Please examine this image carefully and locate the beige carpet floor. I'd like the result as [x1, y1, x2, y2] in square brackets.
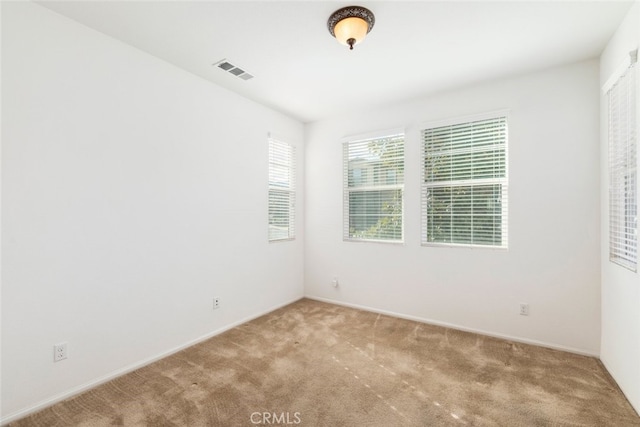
[10, 298, 640, 426]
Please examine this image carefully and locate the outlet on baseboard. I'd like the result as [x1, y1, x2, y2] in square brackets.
[54, 342, 68, 362]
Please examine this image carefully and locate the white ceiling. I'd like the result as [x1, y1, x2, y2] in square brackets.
[38, 1, 633, 123]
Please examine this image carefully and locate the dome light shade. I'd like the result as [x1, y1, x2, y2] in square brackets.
[333, 17, 369, 48]
[328, 6, 375, 50]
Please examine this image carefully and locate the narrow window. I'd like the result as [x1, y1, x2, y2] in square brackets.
[608, 52, 637, 271]
[343, 133, 404, 242]
[268, 139, 295, 242]
[422, 114, 508, 248]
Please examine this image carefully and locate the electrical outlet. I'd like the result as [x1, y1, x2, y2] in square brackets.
[331, 277, 339, 288]
[213, 297, 220, 309]
[54, 342, 68, 362]
[519, 303, 529, 316]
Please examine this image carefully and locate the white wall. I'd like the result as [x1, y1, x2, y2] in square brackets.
[599, 1, 640, 414]
[1, 2, 304, 421]
[305, 60, 601, 356]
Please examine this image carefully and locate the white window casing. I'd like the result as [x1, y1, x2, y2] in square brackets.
[268, 138, 296, 242]
[421, 112, 508, 248]
[608, 50, 638, 271]
[343, 132, 405, 243]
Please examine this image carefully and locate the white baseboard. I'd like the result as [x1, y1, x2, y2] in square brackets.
[0, 296, 303, 426]
[304, 295, 599, 358]
[600, 356, 640, 417]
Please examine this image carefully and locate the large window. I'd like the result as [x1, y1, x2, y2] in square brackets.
[268, 138, 295, 242]
[608, 55, 637, 271]
[343, 132, 404, 242]
[422, 114, 508, 248]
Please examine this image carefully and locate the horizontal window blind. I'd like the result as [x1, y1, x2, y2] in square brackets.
[269, 139, 295, 242]
[344, 133, 404, 242]
[422, 115, 508, 248]
[608, 56, 637, 271]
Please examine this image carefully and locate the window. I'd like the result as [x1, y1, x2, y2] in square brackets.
[343, 132, 404, 242]
[422, 114, 508, 248]
[268, 138, 295, 241]
[608, 55, 637, 271]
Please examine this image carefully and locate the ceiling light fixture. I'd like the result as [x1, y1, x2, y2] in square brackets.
[327, 6, 375, 51]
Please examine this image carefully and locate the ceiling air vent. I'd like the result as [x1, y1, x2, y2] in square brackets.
[213, 59, 254, 81]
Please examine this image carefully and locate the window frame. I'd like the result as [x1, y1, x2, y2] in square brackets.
[343, 130, 405, 244]
[268, 137, 296, 243]
[607, 54, 638, 272]
[420, 111, 509, 249]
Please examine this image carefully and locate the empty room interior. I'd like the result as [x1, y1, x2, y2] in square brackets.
[2, 0, 640, 425]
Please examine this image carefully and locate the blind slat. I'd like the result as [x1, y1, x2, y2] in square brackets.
[344, 134, 404, 242]
[421, 115, 508, 248]
[269, 139, 296, 242]
[608, 61, 637, 271]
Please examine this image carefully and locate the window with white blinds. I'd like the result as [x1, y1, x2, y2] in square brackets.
[421, 114, 508, 248]
[268, 139, 295, 242]
[608, 57, 637, 271]
[343, 133, 404, 242]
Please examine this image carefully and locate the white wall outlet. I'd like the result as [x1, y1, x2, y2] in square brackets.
[331, 277, 339, 288]
[213, 297, 220, 309]
[54, 342, 67, 362]
[519, 303, 529, 316]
